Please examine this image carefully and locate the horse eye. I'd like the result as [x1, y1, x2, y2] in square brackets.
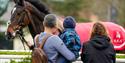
[17, 13, 20, 15]
[7, 22, 11, 25]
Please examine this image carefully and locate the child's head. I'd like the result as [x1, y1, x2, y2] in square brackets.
[63, 16, 76, 28]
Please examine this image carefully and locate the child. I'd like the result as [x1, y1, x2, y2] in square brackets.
[59, 16, 81, 63]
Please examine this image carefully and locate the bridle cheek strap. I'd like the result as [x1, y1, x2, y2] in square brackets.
[25, 9, 37, 33]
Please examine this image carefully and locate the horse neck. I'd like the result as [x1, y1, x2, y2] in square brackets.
[28, 23, 36, 38]
[27, 14, 44, 38]
[26, 0, 51, 14]
[27, 1, 46, 22]
[26, 2, 47, 38]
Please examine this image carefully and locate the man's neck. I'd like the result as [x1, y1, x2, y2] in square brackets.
[44, 28, 53, 34]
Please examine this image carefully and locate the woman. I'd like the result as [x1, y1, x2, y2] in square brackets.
[81, 22, 116, 63]
[33, 14, 76, 63]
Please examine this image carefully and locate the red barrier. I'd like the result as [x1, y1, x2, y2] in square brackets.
[75, 22, 125, 51]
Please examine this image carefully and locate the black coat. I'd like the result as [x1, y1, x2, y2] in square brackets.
[81, 35, 116, 63]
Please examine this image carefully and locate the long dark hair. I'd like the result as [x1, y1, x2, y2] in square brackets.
[90, 22, 108, 39]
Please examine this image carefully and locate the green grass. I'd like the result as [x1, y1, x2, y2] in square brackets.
[116, 55, 125, 58]
[0, 51, 31, 63]
[0, 51, 124, 59]
[0, 51, 31, 55]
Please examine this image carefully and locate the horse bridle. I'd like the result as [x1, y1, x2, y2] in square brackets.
[9, 1, 41, 49]
[10, 3, 35, 49]
[11, 11, 28, 49]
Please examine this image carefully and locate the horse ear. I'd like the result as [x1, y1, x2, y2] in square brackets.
[14, 0, 24, 6]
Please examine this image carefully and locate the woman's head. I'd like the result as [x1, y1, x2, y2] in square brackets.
[90, 22, 108, 39]
[55, 18, 64, 35]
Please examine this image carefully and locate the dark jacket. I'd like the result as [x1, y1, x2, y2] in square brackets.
[81, 35, 116, 63]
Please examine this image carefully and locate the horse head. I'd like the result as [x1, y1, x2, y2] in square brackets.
[6, 0, 45, 40]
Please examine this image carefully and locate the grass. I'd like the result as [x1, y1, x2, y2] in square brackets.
[116, 55, 125, 58]
[0, 51, 31, 55]
[0, 51, 124, 59]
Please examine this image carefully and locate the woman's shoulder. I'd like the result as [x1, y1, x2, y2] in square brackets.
[83, 41, 90, 45]
[82, 41, 93, 48]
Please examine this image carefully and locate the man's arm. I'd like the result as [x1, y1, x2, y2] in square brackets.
[51, 35, 76, 61]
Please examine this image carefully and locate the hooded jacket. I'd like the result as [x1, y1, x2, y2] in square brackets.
[81, 35, 116, 63]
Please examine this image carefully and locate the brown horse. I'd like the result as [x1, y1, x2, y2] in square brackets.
[5, 0, 50, 40]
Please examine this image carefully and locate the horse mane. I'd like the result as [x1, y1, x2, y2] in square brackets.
[24, 1, 45, 38]
[25, 0, 51, 14]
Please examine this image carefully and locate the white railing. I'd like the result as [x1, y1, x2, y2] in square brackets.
[0, 50, 31, 63]
[0, 55, 30, 63]
[0, 50, 125, 63]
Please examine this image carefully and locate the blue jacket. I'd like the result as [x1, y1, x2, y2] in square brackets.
[60, 28, 81, 58]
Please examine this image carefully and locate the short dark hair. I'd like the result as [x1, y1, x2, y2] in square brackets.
[43, 14, 57, 28]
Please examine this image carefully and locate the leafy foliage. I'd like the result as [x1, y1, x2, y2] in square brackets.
[42, 0, 125, 26]
[43, 0, 86, 22]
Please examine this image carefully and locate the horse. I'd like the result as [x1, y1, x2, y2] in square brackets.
[5, 0, 50, 40]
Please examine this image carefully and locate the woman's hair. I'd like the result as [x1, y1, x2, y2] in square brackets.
[56, 17, 64, 33]
[90, 22, 108, 39]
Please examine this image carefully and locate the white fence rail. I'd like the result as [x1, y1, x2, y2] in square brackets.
[0, 50, 125, 63]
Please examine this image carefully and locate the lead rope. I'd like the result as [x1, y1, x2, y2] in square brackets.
[16, 29, 27, 50]
[19, 35, 27, 50]
[18, 34, 31, 62]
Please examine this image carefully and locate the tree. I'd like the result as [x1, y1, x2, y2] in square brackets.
[0, 0, 9, 17]
[42, 0, 125, 25]
[42, 0, 88, 22]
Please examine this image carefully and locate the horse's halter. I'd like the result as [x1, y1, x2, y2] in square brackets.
[6, 2, 31, 39]
[11, 10, 26, 30]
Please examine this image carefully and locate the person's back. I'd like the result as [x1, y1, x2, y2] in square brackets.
[38, 32, 74, 63]
[81, 22, 116, 63]
[81, 35, 115, 63]
[60, 16, 81, 63]
[37, 14, 76, 63]
[60, 28, 81, 58]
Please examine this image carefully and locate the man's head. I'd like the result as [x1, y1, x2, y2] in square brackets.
[43, 14, 57, 28]
[43, 14, 63, 34]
